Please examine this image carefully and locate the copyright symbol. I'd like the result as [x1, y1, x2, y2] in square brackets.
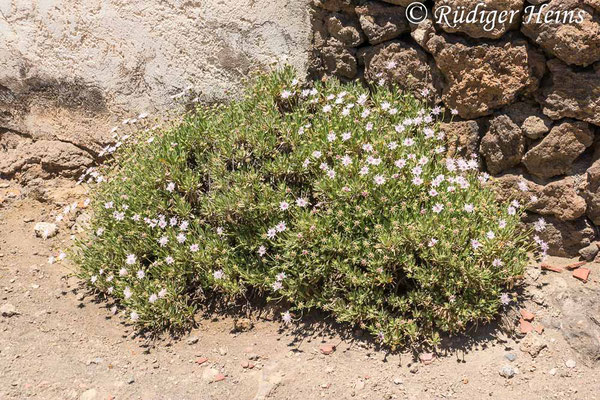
[406, 2, 428, 24]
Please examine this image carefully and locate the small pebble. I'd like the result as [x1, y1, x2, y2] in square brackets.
[499, 365, 516, 379]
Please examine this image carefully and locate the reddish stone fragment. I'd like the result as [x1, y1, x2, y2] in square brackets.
[520, 309, 535, 322]
[195, 357, 208, 365]
[573, 268, 590, 282]
[320, 344, 336, 355]
[565, 261, 587, 270]
[520, 318, 534, 334]
[534, 324, 544, 334]
[213, 373, 226, 382]
[541, 263, 562, 273]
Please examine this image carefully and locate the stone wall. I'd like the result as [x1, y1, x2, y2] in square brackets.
[0, 0, 311, 182]
[311, 0, 600, 257]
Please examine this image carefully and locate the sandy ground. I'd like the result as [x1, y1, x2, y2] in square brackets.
[1, 179, 599, 400]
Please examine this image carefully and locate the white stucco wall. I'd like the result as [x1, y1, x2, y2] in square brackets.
[0, 0, 312, 157]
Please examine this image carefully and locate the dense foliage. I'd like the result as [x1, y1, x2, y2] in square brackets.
[75, 69, 531, 348]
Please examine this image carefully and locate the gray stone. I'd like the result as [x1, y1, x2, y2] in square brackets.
[579, 242, 599, 261]
[524, 214, 596, 257]
[355, 1, 409, 45]
[0, 303, 19, 317]
[480, 115, 526, 175]
[34, 222, 58, 239]
[415, 31, 546, 118]
[362, 40, 443, 103]
[441, 120, 481, 160]
[434, 0, 524, 39]
[522, 121, 594, 179]
[80, 389, 97, 400]
[538, 59, 600, 126]
[499, 365, 516, 378]
[326, 13, 365, 47]
[522, 0, 600, 66]
[321, 39, 358, 79]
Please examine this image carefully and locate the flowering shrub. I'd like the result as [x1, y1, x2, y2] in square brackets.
[75, 68, 531, 348]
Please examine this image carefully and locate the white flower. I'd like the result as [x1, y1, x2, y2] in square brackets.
[166, 182, 175, 192]
[395, 124, 405, 133]
[451, 109, 459, 115]
[104, 201, 114, 209]
[403, 138, 415, 147]
[359, 166, 370, 176]
[217, 227, 224, 236]
[124, 287, 132, 299]
[365, 122, 373, 131]
[432, 203, 444, 213]
[137, 270, 145, 279]
[158, 288, 168, 298]
[507, 206, 516, 216]
[374, 175, 386, 186]
[267, 228, 277, 239]
[322, 105, 332, 113]
[58, 252, 67, 260]
[534, 217, 547, 232]
[500, 293, 511, 305]
[165, 256, 174, 265]
[276, 221, 287, 232]
[471, 239, 481, 249]
[119, 268, 128, 277]
[312, 150, 322, 159]
[48, 256, 55, 264]
[327, 132, 336, 142]
[412, 177, 423, 186]
[90, 275, 98, 284]
[280, 90, 292, 99]
[272, 281, 283, 291]
[213, 269, 224, 280]
[327, 169, 336, 179]
[341, 132, 351, 141]
[518, 181, 528, 191]
[282, 311, 292, 324]
[130, 311, 139, 321]
[486, 231, 495, 239]
[276, 272, 286, 281]
[394, 159, 406, 168]
[367, 156, 381, 166]
[296, 198, 308, 207]
[258, 245, 267, 257]
[280, 201, 290, 211]
[190, 243, 199, 252]
[388, 141, 398, 150]
[429, 189, 438, 197]
[149, 294, 158, 303]
[96, 227, 104, 236]
[492, 259, 504, 267]
[357, 94, 368, 105]
[177, 233, 186, 243]
[362, 143, 374, 152]
[499, 219, 507, 229]
[428, 238, 438, 247]
[464, 204, 474, 213]
[341, 155, 352, 167]
[158, 236, 169, 246]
